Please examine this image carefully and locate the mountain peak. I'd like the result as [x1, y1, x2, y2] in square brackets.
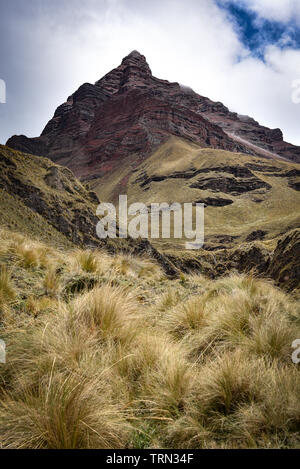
[122, 50, 146, 61]
[121, 50, 152, 75]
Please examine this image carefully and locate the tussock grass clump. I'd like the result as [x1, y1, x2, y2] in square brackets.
[243, 313, 297, 362]
[116, 333, 194, 415]
[195, 351, 264, 416]
[7, 237, 55, 271]
[0, 372, 130, 449]
[161, 296, 207, 338]
[158, 288, 181, 312]
[111, 254, 163, 280]
[163, 353, 300, 449]
[76, 249, 99, 273]
[15, 243, 40, 268]
[43, 268, 61, 297]
[72, 284, 138, 343]
[138, 260, 163, 279]
[24, 296, 58, 317]
[141, 345, 195, 419]
[0, 266, 16, 307]
[69, 249, 112, 276]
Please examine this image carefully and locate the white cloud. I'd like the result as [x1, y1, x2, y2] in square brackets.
[216, 45, 300, 144]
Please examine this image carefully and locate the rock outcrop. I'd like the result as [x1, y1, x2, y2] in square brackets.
[268, 229, 300, 290]
[7, 51, 300, 182]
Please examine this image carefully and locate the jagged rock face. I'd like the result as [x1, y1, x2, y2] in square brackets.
[7, 51, 300, 180]
[191, 102, 300, 163]
[268, 229, 300, 290]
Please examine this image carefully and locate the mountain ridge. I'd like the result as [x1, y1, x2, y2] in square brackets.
[6, 50, 300, 178]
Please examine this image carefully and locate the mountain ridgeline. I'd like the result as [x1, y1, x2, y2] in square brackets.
[7, 50, 300, 173]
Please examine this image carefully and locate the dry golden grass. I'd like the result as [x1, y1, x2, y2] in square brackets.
[43, 268, 61, 297]
[0, 228, 299, 449]
[0, 372, 130, 449]
[0, 266, 16, 308]
[111, 253, 163, 280]
[71, 284, 138, 344]
[14, 242, 43, 269]
[160, 274, 300, 364]
[76, 249, 99, 273]
[157, 288, 182, 312]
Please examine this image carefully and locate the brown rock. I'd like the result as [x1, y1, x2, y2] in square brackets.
[268, 229, 300, 290]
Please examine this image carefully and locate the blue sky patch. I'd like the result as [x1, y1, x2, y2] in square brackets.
[217, 1, 300, 59]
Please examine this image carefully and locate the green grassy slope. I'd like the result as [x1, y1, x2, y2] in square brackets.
[0, 144, 101, 248]
[91, 137, 300, 251]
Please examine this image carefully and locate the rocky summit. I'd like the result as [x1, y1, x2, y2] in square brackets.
[7, 50, 300, 183]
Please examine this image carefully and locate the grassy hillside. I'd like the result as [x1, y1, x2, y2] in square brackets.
[0, 189, 73, 248]
[2, 142, 299, 290]
[0, 144, 103, 248]
[0, 227, 299, 449]
[90, 137, 300, 251]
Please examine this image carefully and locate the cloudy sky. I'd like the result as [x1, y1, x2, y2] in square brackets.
[0, 0, 300, 145]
